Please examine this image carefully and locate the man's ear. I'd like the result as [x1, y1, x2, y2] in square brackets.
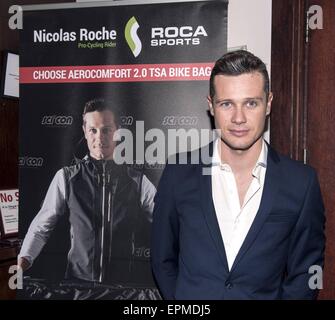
[207, 95, 214, 116]
[266, 92, 273, 116]
[82, 125, 87, 139]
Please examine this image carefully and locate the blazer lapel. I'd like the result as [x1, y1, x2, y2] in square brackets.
[230, 146, 281, 273]
[199, 142, 230, 272]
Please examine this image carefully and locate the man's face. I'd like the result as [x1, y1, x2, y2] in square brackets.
[83, 110, 118, 160]
[208, 72, 272, 152]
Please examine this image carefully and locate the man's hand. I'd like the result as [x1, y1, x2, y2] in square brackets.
[18, 257, 31, 272]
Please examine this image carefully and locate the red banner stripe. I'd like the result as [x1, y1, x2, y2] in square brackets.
[20, 63, 214, 84]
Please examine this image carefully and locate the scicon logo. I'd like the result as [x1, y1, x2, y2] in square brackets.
[42, 115, 73, 126]
[133, 247, 150, 258]
[120, 116, 134, 126]
[19, 157, 44, 167]
[162, 116, 198, 126]
[125, 16, 142, 57]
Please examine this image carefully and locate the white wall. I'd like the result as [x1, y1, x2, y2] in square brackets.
[228, 0, 272, 75]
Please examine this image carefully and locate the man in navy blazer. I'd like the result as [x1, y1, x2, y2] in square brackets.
[151, 50, 325, 300]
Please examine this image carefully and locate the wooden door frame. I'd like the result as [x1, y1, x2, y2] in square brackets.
[271, 0, 335, 299]
[270, 0, 307, 161]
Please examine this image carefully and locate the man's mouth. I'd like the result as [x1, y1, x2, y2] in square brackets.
[229, 129, 249, 137]
[94, 144, 108, 149]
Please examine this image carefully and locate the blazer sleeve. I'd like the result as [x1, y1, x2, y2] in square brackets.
[281, 169, 326, 299]
[151, 163, 179, 300]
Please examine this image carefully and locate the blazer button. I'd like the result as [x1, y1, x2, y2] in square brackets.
[225, 282, 233, 289]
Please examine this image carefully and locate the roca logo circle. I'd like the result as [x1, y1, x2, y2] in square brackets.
[41, 115, 73, 125]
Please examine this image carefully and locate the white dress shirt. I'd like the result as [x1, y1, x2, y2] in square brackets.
[211, 139, 268, 270]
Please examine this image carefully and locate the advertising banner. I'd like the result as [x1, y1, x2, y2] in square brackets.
[0, 189, 19, 237]
[19, 0, 228, 299]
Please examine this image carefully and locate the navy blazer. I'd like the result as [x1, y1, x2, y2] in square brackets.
[151, 143, 325, 300]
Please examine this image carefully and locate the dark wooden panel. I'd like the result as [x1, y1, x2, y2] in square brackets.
[0, 100, 18, 189]
[0, 1, 21, 192]
[306, 0, 335, 299]
[272, 0, 335, 299]
[270, 0, 306, 160]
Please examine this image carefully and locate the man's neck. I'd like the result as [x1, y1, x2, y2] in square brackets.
[219, 138, 263, 175]
[89, 154, 114, 162]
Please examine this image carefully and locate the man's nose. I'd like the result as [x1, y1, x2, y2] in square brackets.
[95, 130, 104, 141]
[231, 106, 247, 124]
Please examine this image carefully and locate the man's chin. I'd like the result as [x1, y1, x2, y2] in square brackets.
[91, 152, 113, 160]
[229, 143, 253, 151]
[221, 138, 260, 152]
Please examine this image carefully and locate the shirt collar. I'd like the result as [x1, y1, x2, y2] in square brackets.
[252, 140, 267, 181]
[212, 138, 268, 179]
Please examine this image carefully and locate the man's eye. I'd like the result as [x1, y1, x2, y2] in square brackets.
[89, 128, 97, 134]
[219, 102, 231, 108]
[102, 128, 112, 134]
[246, 100, 258, 108]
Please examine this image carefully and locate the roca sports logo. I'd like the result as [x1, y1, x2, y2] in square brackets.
[151, 25, 208, 47]
[125, 16, 142, 57]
